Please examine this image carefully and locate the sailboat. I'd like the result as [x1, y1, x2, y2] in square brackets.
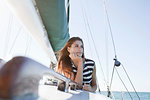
[0, 0, 114, 100]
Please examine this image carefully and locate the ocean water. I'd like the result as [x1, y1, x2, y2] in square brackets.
[101, 91, 150, 100]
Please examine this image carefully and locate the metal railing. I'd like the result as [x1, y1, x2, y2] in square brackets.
[42, 67, 77, 92]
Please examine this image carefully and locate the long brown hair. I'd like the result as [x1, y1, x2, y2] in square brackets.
[57, 37, 85, 78]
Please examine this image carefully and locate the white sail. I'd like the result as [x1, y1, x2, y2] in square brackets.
[4, 0, 57, 64]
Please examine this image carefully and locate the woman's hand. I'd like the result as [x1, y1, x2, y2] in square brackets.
[83, 84, 93, 92]
[69, 53, 83, 67]
[70, 53, 84, 85]
[83, 67, 97, 92]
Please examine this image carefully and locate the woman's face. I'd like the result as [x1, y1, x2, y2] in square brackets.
[67, 40, 84, 57]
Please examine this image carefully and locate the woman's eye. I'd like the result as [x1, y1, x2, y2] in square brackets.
[74, 44, 83, 48]
[75, 45, 78, 47]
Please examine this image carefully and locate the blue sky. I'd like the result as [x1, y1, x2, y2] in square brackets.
[0, 0, 150, 92]
[69, 0, 150, 92]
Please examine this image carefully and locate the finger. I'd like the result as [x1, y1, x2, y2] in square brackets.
[83, 86, 89, 91]
[69, 55, 72, 59]
[83, 86, 87, 90]
[69, 54, 74, 58]
[84, 84, 90, 88]
[73, 53, 77, 57]
[86, 84, 90, 87]
[84, 84, 88, 86]
[83, 84, 88, 89]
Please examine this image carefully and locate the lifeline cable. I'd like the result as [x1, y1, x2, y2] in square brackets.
[115, 67, 133, 100]
[121, 64, 141, 100]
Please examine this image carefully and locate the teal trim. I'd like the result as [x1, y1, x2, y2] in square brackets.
[35, 0, 69, 52]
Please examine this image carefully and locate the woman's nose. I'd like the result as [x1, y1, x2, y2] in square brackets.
[78, 47, 82, 51]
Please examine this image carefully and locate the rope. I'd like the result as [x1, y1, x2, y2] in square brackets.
[80, 0, 107, 85]
[115, 67, 133, 100]
[105, 29, 109, 84]
[109, 65, 115, 90]
[121, 64, 141, 100]
[103, 0, 110, 84]
[80, 0, 93, 59]
[102, 0, 117, 57]
[102, 0, 122, 98]
[102, 2, 119, 97]
[101, 0, 140, 100]
[3, 14, 13, 58]
[8, 26, 22, 54]
[25, 33, 32, 56]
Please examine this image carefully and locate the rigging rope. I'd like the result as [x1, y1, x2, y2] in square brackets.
[4, 14, 13, 58]
[80, 0, 107, 86]
[80, 0, 101, 92]
[102, 0, 117, 58]
[101, 0, 140, 99]
[8, 27, 22, 55]
[109, 65, 115, 91]
[102, 0, 118, 98]
[105, 29, 110, 85]
[25, 33, 32, 56]
[80, 2, 102, 93]
[121, 64, 141, 100]
[80, 0, 94, 59]
[115, 67, 134, 100]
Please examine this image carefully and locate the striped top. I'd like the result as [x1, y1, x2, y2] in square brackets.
[72, 58, 95, 85]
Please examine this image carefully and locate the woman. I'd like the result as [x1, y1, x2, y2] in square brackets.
[57, 37, 97, 92]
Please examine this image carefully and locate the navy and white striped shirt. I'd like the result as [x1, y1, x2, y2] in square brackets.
[72, 58, 95, 85]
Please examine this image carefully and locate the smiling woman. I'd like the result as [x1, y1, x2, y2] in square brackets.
[57, 37, 97, 92]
